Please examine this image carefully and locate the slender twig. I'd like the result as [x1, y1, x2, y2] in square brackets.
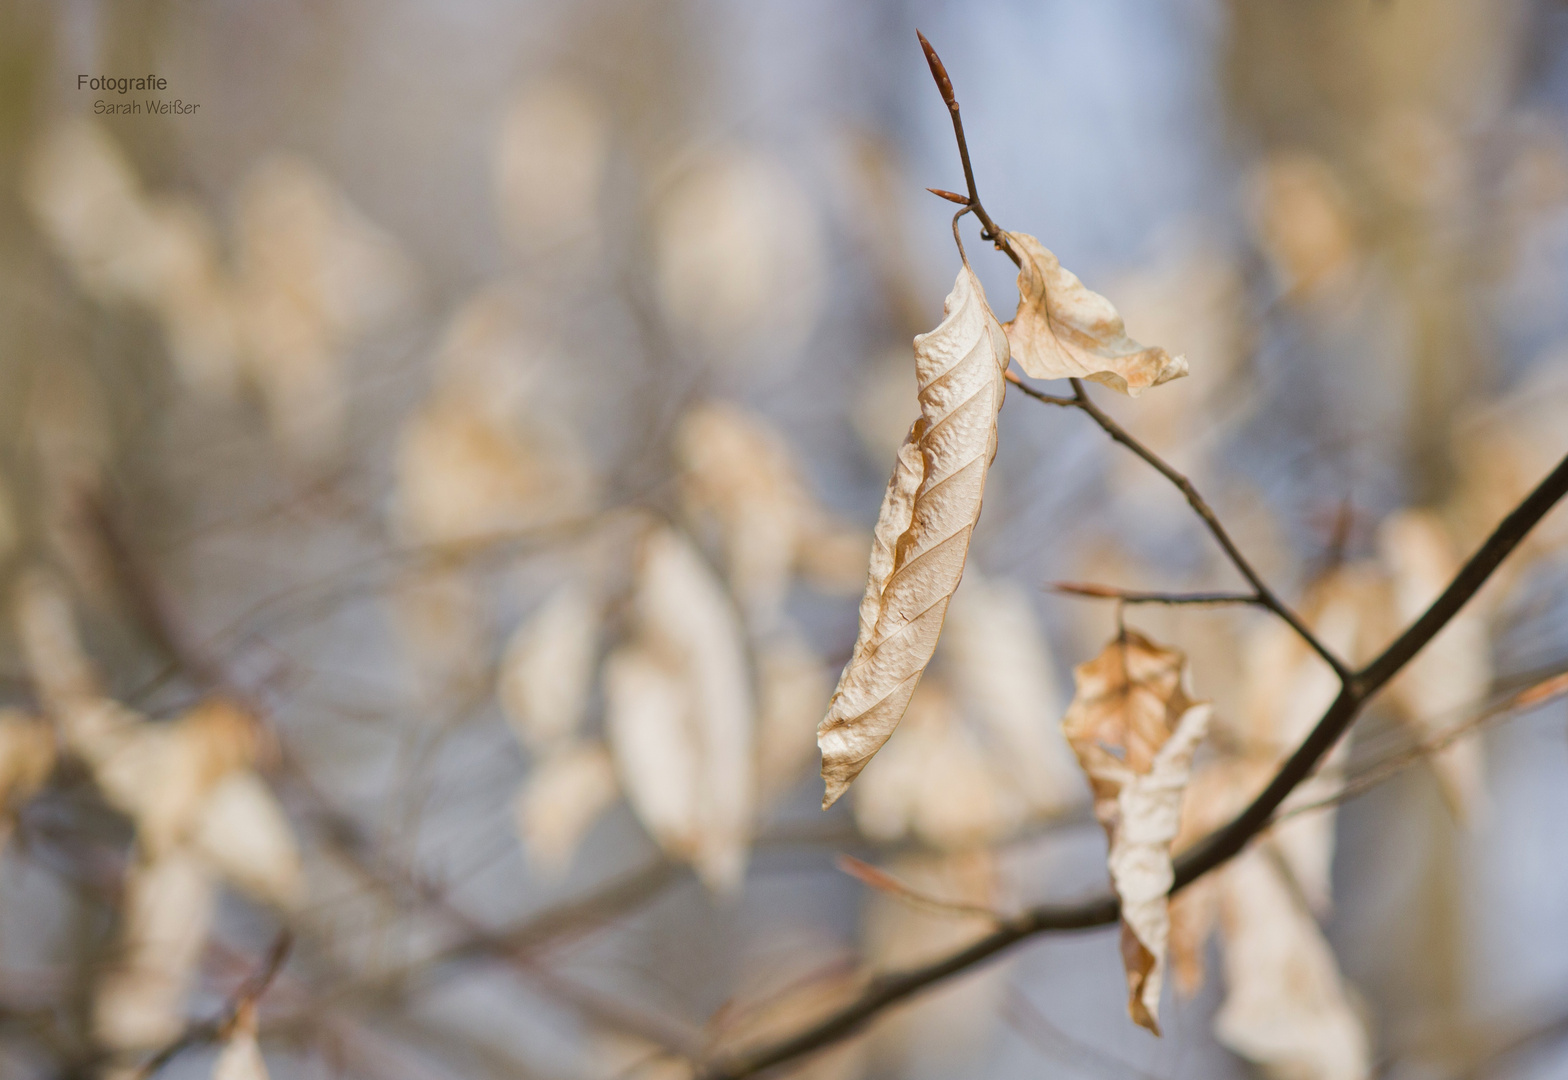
[1063, 378, 1353, 680]
[695, 449, 1568, 1080]
[1277, 667, 1568, 822]
[916, 31, 1019, 266]
[131, 931, 292, 1079]
[1051, 582, 1262, 607]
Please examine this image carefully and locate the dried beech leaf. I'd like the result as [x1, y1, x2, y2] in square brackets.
[605, 526, 754, 892]
[514, 740, 620, 875]
[395, 393, 592, 547]
[1063, 630, 1212, 1034]
[819, 265, 1009, 807]
[93, 851, 215, 1050]
[498, 583, 600, 750]
[212, 1027, 271, 1080]
[1002, 231, 1187, 396]
[1379, 510, 1490, 822]
[676, 402, 807, 628]
[1213, 849, 1371, 1080]
[193, 771, 304, 908]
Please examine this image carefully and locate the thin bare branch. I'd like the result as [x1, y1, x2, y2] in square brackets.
[1062, 378, 1352, 681]
[835, 855, 1005, 924]
[1050, 582, 1262, 607]
[916, 30, 1019, 265]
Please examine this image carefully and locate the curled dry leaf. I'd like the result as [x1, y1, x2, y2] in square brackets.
[1379, 510, 1490, 822]
[605, 525, 754, 892]
[1063, 629, 1212, 1034]
[498, 583, 600, 750]
[93, 851, 216, 1050]
[1213, 849, 1371, 1080]
[514, 740, 620, 876]
[818, 265, 1009, 807]
[1002, 231, 1187, 396]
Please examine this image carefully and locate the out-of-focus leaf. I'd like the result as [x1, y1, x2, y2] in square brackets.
[1063, 629, 1211, 1034]
[212, 1026, 271, 1080]
[852, 680, 1017, 849]
[819, 265, 1009, 807]
[676, 401, 867, 629]
[1248, 153, 1358, 299]
[1379, 510, 1490, 822]
[498, 583, 600, 750]
[496, 79, 610, 251]
[514, 740, 619, 876]
[755, 631, 832, 804]
[605, 526, 754, 892]
[394, 392, 592, 547]
[1213, 848, 1371, 1080]
[93, 851, 215, 1050]
[941, 573, 1087, 817]
[1002, 231, 1187, 396]
[1237, 571, 1378, 913]
[193, 771, 304, 909]
[653, 150, 825, 361]
[863, 852, 1005, 1077]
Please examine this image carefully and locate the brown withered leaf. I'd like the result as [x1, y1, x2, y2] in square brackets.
[1063, 629, 1212, 1034]
[818, 264, 1009, 807]
[1002, 231, 1187, 396]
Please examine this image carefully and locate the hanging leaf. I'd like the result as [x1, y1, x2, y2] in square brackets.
[1062, 629, 1211, 1034]
[605, 525, 755, 892]
[1002, 231, 1187, 396]
[818, 264, 1009, 807]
